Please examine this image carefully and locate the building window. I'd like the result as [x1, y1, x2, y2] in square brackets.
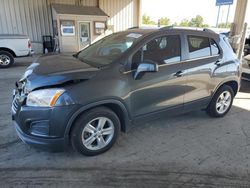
[60, 20, 75, 36]
[94, 21, 106, 35]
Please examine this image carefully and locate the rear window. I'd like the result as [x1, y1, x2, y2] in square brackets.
[188, 36, 211, 59]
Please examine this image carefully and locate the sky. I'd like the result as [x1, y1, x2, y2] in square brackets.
[141, 0, 250, 27]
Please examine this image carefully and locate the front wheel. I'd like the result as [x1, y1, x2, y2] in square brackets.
[71, 107, 120, 156]
[207, 85, 234, 117]
[0, 51, 14, 68]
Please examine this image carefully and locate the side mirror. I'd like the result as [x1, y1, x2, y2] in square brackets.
[134, 60, 158, 80]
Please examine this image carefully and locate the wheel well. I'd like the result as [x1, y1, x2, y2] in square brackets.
[102, 103, 127, 132]
[223, 81, 238, 96]
[68, 103, 128, 139]
[0, 48, 16, 57]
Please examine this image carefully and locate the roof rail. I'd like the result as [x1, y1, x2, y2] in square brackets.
[203, 28, 216, 33]
[127, 26, 139, 30]
[159, 25, 174, 30]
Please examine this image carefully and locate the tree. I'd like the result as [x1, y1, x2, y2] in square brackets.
[159, 17, 170, 26]
[142, 14, 156, 25]
[179, 19, 189, 27]
[142, 14, 151, 25]
[189, 15, 204, 27]
[202, 23, 210, 28]
[218, 22, 231, 28]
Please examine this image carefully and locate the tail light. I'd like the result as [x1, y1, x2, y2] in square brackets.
[28, 40, 32, 49]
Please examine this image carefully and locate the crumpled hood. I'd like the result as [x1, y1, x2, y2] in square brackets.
[20, 54, 99, 91]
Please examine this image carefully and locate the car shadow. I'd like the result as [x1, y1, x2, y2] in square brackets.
[240, 79, 250, 93]
[13, 56, 39, 68]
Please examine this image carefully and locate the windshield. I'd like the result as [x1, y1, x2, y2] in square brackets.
[77, 32, 142, 67]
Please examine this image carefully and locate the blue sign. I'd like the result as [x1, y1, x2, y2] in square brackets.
[216, 0, 234, 6]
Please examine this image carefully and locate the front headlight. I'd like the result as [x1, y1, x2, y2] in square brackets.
[26, 88, 69, 107]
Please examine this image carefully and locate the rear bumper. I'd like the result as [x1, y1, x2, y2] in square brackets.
[29, 49, 34, 56]
[14, 121, 66, 151]
[16, 49, 34, 57]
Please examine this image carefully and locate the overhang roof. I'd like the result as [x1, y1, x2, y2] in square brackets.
[52, 4, 108, 17]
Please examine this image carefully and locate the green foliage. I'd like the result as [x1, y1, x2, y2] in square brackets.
[159, 17, 170, 26]
[189, 15, 204, 27]
[142, 14, 210, 28]
[142, 14, 156, 25]
[218, 22, 231, 28]
[178, 15, 209, 28]
[179, 19, 189, 27]
[202, 24, 210, 28]
[142, 14, 151, 24]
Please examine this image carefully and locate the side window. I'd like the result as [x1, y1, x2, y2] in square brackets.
[132, 35, 181, 69]
[188, 36, 210, 59]
[210, 39, 220, 55]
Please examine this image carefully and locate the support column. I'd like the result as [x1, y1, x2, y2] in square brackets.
[230, 0, 248, 54]
[138, 0, 142, 27]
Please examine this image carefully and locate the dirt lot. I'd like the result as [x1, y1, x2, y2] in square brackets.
[1, 56, 250, 187]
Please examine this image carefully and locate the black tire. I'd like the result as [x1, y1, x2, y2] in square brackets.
[0, 50, 14, 68]
[206, 85, 234, 118]
[71, 107, 120, 156]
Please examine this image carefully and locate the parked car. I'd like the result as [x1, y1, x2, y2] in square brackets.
[0, 34, 33, 68]
[242, 54, 250, 81]
[244, 37, 250, 56]
[12, 28, 241, 156]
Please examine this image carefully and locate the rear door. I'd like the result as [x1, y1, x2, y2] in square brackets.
[182, 34, 222, 106]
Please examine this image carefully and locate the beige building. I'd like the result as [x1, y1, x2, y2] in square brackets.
[0, 0, 141, 53]
[52, 4, 109, 52]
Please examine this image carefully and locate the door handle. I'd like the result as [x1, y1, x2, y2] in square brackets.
[215, 59, 223, 66]
[173, 71, 183, 77]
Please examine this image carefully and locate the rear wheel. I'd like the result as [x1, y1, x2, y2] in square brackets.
[71, 107, 120, 156]
[207, 85, 234, 117]
[0, 51, 14, 68]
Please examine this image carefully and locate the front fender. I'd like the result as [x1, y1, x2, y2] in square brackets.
[64, 99, 131, 141]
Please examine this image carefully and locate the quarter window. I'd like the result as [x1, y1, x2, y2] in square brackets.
[210, 39, 220, 55]
[132, 35, 181, 69]
[188, 36, 211, 59]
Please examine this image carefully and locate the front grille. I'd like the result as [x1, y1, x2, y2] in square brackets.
[12, 80, 28, 115]
[12, 97, 19, 114]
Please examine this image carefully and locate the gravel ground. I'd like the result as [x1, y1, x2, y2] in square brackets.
[1, 56, 250, 187]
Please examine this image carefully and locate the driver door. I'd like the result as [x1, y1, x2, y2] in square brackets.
[128, 35, 186, 118]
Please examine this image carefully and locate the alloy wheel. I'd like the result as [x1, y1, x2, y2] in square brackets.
[81, 117, 115, 151]
[0, 54, 11, 66]
[216, 91, 232, 114]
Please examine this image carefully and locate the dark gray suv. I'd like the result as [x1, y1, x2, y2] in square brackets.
[12, 28, 241, 156]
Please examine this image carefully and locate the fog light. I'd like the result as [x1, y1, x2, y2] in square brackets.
[29, 121, 49, 137]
